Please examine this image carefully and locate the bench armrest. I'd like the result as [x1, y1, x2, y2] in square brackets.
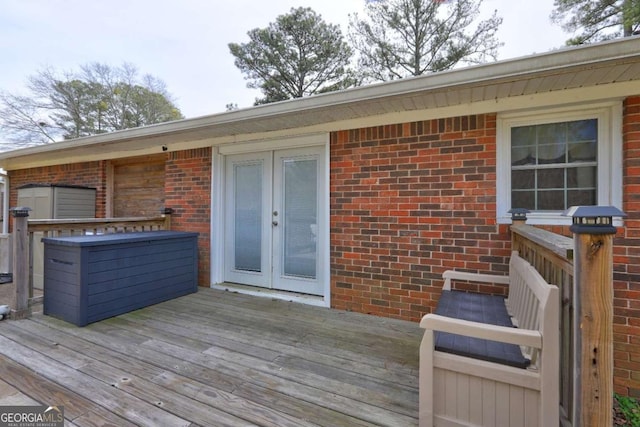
[420, 313, 542, 349]
[442, 270, 510, 290]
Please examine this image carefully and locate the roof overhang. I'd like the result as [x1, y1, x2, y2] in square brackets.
[1, 37, 639, 170]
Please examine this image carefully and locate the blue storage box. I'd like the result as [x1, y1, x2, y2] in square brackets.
[43, 231, 198, 326]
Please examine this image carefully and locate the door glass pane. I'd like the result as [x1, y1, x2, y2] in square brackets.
[234, 163, 262, 272]
[283, 159, 317, 279]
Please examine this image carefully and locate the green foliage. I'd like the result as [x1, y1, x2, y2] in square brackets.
[349, 0, 502, 82]
[551, 0, 640, 45]
[615, 393, 640, 426]
[229, 7, 357, 105]
[0, 63, 183, 145]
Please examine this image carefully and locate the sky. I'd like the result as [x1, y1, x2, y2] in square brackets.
[0, 0, 568, 120]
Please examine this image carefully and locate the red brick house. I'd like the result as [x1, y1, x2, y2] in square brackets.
[1, 37, 640, 398]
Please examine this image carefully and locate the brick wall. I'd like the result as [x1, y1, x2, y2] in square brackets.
[8, 161, 107, 219]
[165, 148, 212, 286]
[614, 95, 640, 397]
[7, 149, 213, 287]
[330, 114, 511, 322]
[330, 103, 640, 397]
[4, 98, 639, 397]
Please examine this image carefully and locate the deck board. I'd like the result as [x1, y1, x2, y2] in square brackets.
[0, 287, 421, 426]
[0, 358, 135, 427]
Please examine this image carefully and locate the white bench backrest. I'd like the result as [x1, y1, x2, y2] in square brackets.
[506, 251, 557, 367]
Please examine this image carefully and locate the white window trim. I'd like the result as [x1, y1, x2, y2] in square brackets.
[497, 102, 623, 225]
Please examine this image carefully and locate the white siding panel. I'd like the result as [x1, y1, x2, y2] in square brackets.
[600, 63, 634, 84]
[509, 385, 525, 427]
[496, 82, 513, 99]
[615, 61, 640, 82]
[468, 376, 483, 426]
[567, 69, 595, 88]
[445, 370, 458, 418]
[524, 388, 540, 427]
[551, 72, 576, 90]
[482, 379, 497, 427]
[508, 80, 528, 97]
[495, 382, 511, 427]
[456, 373, 470, 422]
[471, 86, 486, 103]
[435, 367, 447, 415]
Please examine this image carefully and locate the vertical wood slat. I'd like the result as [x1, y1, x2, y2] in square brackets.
[27, 231, 34, 299]
[11, 209, 30, 319]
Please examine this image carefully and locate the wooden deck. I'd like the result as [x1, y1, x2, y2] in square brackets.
[0, 288, 421, 426]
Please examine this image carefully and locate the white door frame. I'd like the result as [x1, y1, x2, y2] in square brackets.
[210, 133, 330, 307]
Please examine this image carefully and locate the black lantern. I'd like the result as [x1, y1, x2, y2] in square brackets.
[508, 208, 530, 222]
[563, 206, 626, 234]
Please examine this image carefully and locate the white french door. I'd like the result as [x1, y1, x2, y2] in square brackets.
[224, 146, 325, 296]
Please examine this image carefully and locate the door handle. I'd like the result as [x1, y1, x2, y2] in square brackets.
[272, 221, 278, 226]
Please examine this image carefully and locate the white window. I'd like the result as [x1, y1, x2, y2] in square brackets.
[497, 103, 622, 225]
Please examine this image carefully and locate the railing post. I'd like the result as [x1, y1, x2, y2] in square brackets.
[10, 207, 31, 319]
[564, 206, 626, 427]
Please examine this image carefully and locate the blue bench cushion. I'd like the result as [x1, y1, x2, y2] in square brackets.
[434, 290, 531, 369]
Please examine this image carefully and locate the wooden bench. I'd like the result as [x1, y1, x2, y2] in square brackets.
[419, 251, 559, 427]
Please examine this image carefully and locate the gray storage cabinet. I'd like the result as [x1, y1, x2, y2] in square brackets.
[17, 184, 97, 219]
[18, 184, 97, 291]
[43, 231, 198, 326]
